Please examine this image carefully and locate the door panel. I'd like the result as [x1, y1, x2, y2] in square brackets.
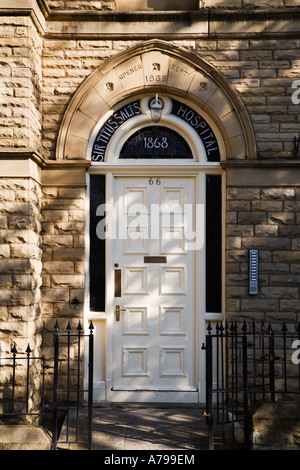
[112, 176, 198, 394]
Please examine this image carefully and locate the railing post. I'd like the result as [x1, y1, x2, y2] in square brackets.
[87, 321, 94, 451]
[268, 324, 275, 402]
[76, 322, 82, 442]
[204, 323, 214, 450]
[26, 344, 31, 415]
[52, 321, 60, 451]
[11, 345, 17, 414]
[242, 321, 251, 449]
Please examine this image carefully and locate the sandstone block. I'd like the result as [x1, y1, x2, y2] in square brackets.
[252, 200, 282, 211]
[0, 275, 12, 288]
[267, 212, 295, 225]
[241, 299, 279, 312]
[280, 300, 300, 312]
[226, 237, 242, 249]
[51, 275, 84, 288]
[42, 235, 73, 246]
[241, 236, 290, 249]
[53, 221, 85, 234]
[227, 188, 260, 200]
[0, 245, 10, 258]
[255, 225, 278, 236]
[57, 188, 85, 199]
[238, 212, 266, 224]
[227, 224, 254, 236]
[42, 261, 74, 274]
[261, 287, 299, 299]
[42, 210, 68, 222]
[0, 259, 31, 274]
[52, 248, 84, 261]
[261, 188, 295, 199]
[42, 289, 69, 303]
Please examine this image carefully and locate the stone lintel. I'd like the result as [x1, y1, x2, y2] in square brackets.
[223, 159, 300, 186]
[42, 160, 90, 187]
[0, 150, 89, 187]
[0, 150, 45, 184]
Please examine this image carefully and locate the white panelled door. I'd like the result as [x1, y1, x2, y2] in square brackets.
[111, 176, 201, 399]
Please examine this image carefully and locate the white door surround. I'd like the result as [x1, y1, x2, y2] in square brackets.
[85, 92, 224, 403]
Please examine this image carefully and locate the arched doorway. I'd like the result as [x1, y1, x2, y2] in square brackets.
[56, 40, 255, 403]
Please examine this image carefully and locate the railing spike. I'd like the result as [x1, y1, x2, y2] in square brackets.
[54, 320, 60, 332]
[66, 321, 72, 333]
[26, 344, 31, 354]
[89, 320, 94, 332]
[242, 320, 247, 333]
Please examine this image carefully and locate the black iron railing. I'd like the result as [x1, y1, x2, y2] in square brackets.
[2, 318, 300, 450]
[52, 320, 94, 450]
[0, 321, 94, 450]
[0, 345, 46, 421]
[203, 320, 300, 450]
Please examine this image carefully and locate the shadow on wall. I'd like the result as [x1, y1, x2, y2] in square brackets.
[115, 0, 199, 11]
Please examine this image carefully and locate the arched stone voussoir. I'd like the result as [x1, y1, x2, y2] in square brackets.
[56, 40, 256, 161]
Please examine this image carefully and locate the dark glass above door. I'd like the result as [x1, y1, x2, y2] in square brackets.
[120, 126, 193, 159]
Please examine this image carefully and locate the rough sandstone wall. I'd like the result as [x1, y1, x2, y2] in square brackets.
[0, 16, 42, 151]
[226, 186, 300, 329]
[0, 177, 43, 414]
[0, 14, 43, 414]
[41, 186, 86, 359]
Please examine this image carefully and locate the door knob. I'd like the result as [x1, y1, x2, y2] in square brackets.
[115, 305, 126, 322]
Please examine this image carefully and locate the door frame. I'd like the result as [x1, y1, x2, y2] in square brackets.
[85, 163, 225, 403]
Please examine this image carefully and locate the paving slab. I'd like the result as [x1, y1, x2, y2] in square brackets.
[57, 404, 210, 451]
[0, 425, 51, 450]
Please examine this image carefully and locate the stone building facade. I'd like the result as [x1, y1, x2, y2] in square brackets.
[2, 0, 300, 407]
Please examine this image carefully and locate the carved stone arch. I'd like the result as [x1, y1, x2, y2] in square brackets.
[56, 39, 256, 161]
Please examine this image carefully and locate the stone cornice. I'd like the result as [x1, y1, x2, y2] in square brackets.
[222, 159, 300, 187]
[45, 8, 300, 21]
[0, 149, 46, 167]
[0, 0, 48, 33]
[45, 8, 300, 39]
[0, 149, 90, 169]
[3, 2, 300, 39]
[221, 159, 300, 168]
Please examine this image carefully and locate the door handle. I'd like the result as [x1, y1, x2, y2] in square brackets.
[115, 305, 126, 322]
